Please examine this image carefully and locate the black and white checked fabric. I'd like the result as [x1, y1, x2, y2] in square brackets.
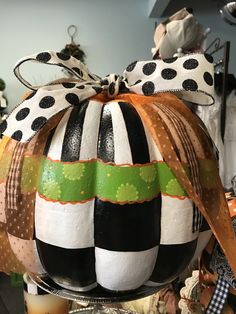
[206, 276, 230, 314]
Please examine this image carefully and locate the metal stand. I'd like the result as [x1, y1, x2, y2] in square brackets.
[29, 273, 164, 314]
[69, 305, 135, 313]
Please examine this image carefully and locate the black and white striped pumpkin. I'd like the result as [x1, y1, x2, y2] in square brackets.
[2, 51, 234, 294]
[34, 96, 211, 292]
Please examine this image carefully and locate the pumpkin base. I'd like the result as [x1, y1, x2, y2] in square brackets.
[29, 272, 164, 304]
[53, 278, 97, 292]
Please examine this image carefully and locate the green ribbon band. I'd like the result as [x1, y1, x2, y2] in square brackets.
[0, 153, 219, 204]
[36, 158, 209, 203]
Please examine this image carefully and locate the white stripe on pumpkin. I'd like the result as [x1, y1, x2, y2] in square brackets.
[47, 107, 73, 160]
[35, 193, 94, 249]
[79, 100, 103, 160]
[95, 245, 158, 291]
[108, 101, 133, 164]
[160, 195, 198, 245]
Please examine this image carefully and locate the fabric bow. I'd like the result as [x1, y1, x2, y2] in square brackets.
[0, 50, 214, 142]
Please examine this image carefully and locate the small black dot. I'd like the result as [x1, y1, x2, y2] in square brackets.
[126, 61, 137, 72]
[204, 53, 213, 64]
[62, 82, 76, 89]
[39, 96, 55, 109]
[161, 68, 177, 80]
[133, 80, 142, 85]
[183, 59, 199, 70]
[15, 108, 30, 121]
[142, 81, 155, 95]
[182, 79, 198, 91]
[65, 93, 80, 106]
[0, 120, 7, 133]
[56, 52, 71, 61]
[36, 52, 51, 63]
[142, 62, 156, 75]
[163, 57, 178, 63]
[92, 86, 103, 93]
[31, 117, 47, 131]
[77, 85, 85, 89]
[108, 82, 115, 95]
[203, 72, 213, 86]
[11, 130, 23, 141]
[72, 67, 83, 77]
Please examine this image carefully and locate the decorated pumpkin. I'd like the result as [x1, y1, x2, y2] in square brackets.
[0, 51, 235, 294]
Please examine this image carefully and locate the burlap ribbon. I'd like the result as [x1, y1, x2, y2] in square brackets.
[0, 51, 236, 278]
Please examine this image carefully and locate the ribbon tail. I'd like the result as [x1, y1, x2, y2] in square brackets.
[131, 95, 236, 279]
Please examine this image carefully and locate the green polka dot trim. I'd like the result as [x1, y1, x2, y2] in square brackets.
[139, 165, 156, 182]
[63, 163, 85, 181]
[166, 178, 185, 195]
[43, 180, 61, 199]
[116, 183, 139, 202]
[37, 158, 218, 203]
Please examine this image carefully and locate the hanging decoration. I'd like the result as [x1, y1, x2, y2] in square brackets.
[60, 25, 86, 63]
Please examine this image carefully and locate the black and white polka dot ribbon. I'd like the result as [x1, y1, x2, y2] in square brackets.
[0, 51, 215, 142]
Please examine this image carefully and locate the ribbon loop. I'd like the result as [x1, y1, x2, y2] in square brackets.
[0, 51, 216, 142]
[14, 51, 100, 90]
[101, 74, 122, 98]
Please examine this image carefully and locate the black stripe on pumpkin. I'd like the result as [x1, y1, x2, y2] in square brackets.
[94, 196, 161, 251]
[36, 239, 96, 289]
[200, 216, 210, 232]
[61, 101, 89, 162]
[149, 239, 197, 284]
[97, 104, 114, 162]
[118, 102, 150, 164]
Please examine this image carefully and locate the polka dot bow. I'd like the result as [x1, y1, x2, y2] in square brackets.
[0, 51, 215, 142]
